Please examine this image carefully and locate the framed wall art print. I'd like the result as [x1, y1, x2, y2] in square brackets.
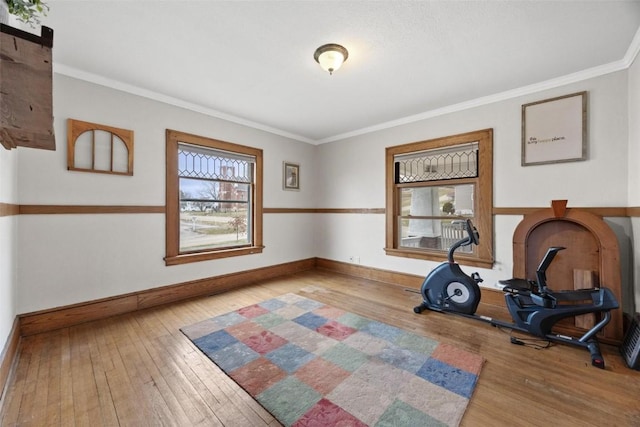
[283, 161, 300, 191]
[521, 91, 587, 166]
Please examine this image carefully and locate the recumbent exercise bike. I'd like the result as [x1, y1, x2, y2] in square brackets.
[413, 219, 619, 368]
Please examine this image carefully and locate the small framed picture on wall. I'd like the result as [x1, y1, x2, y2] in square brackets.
[283, 161, 300, 191]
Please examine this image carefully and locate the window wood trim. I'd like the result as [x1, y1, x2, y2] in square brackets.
[385, 128, 493, 267]
[165, 129, 263, 265]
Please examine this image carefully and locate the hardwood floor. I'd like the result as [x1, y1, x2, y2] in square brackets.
[1, 270, 639, 426]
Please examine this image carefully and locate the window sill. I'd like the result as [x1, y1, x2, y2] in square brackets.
[165, 246, 264, 266]
[384, 247, 493, 269]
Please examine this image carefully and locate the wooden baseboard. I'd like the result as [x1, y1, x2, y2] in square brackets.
[0, 317, 20, 405]
[18, 257, 498, 337]
[316, 257, 506, 305]
[17, 255, 621, 343]
[316, 258, 424, 289]
[19, 258, 317, 336]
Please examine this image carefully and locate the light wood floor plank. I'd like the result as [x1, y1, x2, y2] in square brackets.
[119, 315, 188, 425]
[103, 316, 159, 426]
[31, 331, 54, 424]
[7, 333, 47, 425]
[127, 313, 207, 426]
[1, 270, 639, 426]
[85, 324, 120, 426]
[70, 324, 103, 426]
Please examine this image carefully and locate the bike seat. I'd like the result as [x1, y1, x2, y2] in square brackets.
[499, 278, 536, 293]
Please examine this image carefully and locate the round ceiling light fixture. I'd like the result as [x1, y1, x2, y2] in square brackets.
[314, 43, 349, 75]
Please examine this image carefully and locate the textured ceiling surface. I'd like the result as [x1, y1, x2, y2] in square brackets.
[41, 1, 640, 143]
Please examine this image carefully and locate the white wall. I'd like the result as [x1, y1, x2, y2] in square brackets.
[629, 53, 640, 312]
[9, 64, 639, 318]
[16, 74, 319, 313]
[0, 145, 18, 352]
[316, 71, 634, 303]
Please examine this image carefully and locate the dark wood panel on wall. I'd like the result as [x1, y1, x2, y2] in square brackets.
[0, 25, 55, 151]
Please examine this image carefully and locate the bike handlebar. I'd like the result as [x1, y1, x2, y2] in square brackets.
[447, 219, 480, 263]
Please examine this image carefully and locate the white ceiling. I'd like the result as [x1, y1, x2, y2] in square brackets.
[40, 1, 640, 144]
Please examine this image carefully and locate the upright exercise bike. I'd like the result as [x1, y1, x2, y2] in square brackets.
[413, 219, 620, 368]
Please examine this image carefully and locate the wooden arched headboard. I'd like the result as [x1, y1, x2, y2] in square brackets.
[512, 200, 623, 343]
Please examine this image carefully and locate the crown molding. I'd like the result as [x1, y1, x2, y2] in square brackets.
[623, 25, 640, 68]
[317, 58, 632, 144]
[54, 23, 640, 147]
[52, 63, 315, 145]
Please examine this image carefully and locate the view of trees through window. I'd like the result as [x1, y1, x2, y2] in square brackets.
[179, 178, 250, 252]
[166, 129, 263, 265]
[177, 145, 253, 253]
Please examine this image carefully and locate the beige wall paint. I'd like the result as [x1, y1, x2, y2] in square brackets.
[4, 56, 639, 334]
[315, 71, 635, 308]
[15, 74, 319, 313]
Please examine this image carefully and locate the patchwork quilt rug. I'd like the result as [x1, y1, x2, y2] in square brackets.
[181, 293, 484, 426]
